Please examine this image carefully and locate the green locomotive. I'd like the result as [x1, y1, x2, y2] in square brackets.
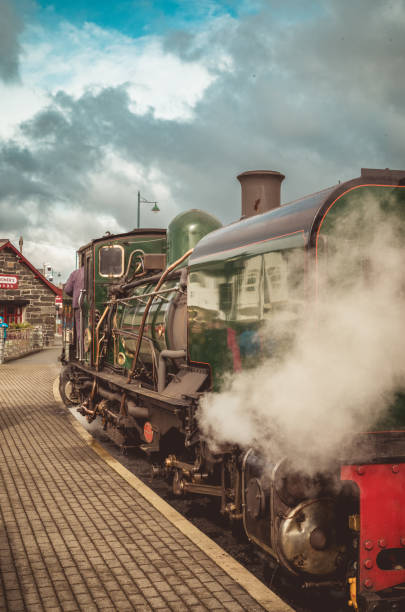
[60, 168, 405, 611]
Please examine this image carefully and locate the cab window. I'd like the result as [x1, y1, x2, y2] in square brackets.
[99, 245, 124, 277]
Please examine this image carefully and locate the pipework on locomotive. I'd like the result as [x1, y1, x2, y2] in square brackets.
[60, 168, 405, 612]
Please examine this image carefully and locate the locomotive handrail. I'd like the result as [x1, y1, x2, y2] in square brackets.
[121, 267, 181, 291]
[95, 301, 114, 371]
[127, 248, 193, 384]
[107, 284, 184, 305]
[118, 295, 170, 306]
[123, 248, 145, 282]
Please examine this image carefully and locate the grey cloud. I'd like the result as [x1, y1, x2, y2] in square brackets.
[1, 143, 39, 173]
[13, 89, 130, 203]
[273, 1, 405, 108]
[0, 0, 24, 82]
[1, 0, 405, 276]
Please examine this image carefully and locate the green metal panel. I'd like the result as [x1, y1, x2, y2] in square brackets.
[188, 231, 306, 390]
[167, 210, 222, 267]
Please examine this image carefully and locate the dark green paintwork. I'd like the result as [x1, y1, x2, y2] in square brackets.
[167, 209, 222, 266]
[188, 231, 306, 389]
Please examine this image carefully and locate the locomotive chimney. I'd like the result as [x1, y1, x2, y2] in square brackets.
[237, 170, 285, 218]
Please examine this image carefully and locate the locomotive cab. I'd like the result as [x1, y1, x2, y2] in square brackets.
[60, 211, 221, 448]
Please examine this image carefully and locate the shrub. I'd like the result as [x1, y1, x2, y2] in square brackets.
[8, 322, 32, 329]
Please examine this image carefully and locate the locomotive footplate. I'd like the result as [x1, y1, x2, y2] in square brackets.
[71, 361, 190, 411]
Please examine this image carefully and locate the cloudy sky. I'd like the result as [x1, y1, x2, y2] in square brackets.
[1, 0, 404, 280]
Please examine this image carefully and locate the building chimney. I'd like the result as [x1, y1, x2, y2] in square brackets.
[237, 170, 285, 218]
[19, 236, 23, 253]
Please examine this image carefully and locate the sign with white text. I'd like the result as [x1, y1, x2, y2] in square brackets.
[0, 275, 19, 289]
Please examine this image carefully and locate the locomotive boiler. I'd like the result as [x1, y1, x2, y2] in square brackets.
[60, 168, 405, 611]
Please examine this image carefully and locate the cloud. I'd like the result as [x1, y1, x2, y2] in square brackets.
[0, 15, 216, 138]
[1, 0, 405, 279]
[0, 0, 24, 82]
[21, 20, 216, 120]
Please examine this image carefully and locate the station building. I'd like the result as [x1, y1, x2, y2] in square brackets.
[0, 239, 61, 344]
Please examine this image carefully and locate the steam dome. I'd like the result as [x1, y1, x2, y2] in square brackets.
[167, 209, 222, 266]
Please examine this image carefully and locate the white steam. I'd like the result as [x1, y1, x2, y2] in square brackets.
[198, 197, 405, 470]
[69, 406, 101, 433]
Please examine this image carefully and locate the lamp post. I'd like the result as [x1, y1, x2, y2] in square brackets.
[137, 191, 160, 228]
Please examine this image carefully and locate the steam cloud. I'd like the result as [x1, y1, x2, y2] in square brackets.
[198, 196, 405, 471]
[69, 407, 101, 434]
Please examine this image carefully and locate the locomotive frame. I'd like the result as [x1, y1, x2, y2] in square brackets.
[60, 168, 405, 612]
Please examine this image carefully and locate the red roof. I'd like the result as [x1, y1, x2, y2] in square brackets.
[0, 240, 62, 296]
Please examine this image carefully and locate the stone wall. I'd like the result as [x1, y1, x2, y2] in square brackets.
[0, 247, 56, 345]
[3, 327, 44, 361]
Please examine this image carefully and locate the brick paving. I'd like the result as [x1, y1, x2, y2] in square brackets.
[0, 361, 283, 611]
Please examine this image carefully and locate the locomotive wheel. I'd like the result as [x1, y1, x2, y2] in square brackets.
[172, 470, 184, 496]
[59, 366, 80, 406]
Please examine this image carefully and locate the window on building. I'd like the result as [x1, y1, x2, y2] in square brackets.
[1, 303, 25, 324]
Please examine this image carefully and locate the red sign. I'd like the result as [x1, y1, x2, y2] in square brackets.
[55, 296, 63, 305]
[0, 275, 18, 289]
[143, 422, 154, 444]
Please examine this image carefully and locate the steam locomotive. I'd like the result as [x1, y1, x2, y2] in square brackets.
[60, 168, 405, 611]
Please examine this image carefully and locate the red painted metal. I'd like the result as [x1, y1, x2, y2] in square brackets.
[226, 327, 242, 372]
[143, 422, 154, 444]
[341, 463, 405, 593]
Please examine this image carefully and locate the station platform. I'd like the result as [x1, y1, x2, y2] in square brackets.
[0, 358, 293, 611]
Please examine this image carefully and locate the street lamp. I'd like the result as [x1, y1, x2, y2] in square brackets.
[137, 191, 160, 228]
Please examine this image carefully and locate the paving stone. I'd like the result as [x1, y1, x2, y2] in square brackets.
[224, 603, 245, 612]
[60, 603, 79, 612]
[24, 593, 42, 606]
[70, 582, 89, 595]
[201, 595, 223, 608]
[41, 595, 60, 607]
[75, 592, 95, 606]
[167, 601, 190, 612]
[126, 592, 148, 605]
[193, 587, 213, 599]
